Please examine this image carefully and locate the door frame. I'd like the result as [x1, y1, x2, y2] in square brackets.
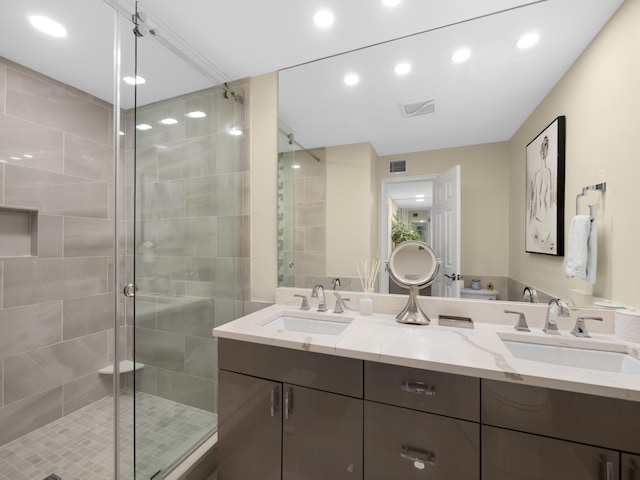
[380, 174, 437, 294]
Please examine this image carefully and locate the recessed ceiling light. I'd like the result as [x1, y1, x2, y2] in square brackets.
[344, 74, 360, 86]
[416, 198, 425, 202]
[185, 111, 207, 119]
[23, 154, 33, 159]
[119, 131, 125, 136]
[292, 164, 301, 169]
[136, 124, 152, 131]
[451, 48, 471, 63]
[159, 118, 178, 125]
[228, 127, 243, 136]
[10, 156, 21, 161]
[314, 10, 334, 28]
[394, 63, 411, 75]
[517, 32, 540, 49]
[382, 0, 402, 6]
[123, 76, 146, 85]
[29, 15, 67, 38]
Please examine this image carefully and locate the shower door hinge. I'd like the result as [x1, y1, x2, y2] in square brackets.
[123, 283, 137, 297]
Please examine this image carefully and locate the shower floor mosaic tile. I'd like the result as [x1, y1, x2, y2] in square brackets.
[0, 389, 217, 480]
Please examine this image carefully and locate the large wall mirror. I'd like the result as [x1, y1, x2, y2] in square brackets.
[277, 0, 636, 307]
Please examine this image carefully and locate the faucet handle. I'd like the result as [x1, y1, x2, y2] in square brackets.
[333, 292, 350, 314]
[570, 316, 603, 338]
[293, 294, 310, 311]
[505, 310, 530, 332]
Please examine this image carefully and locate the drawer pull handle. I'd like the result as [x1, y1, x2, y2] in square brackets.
[400, 445, 436, 469]
[270, 386, 279, 417]
[602, 458, 614, 480]
[401, 381, 436, 396]
[284, 388, 292, 420]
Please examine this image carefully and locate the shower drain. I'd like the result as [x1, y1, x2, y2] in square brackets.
[43, 475, 62, 480]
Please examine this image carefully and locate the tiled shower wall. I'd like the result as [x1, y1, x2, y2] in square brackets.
[125, 84, 250, 413]
[0, 57, 115, 446]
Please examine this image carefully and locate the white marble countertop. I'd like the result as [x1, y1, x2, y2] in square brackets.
[213, 291, 640, 402]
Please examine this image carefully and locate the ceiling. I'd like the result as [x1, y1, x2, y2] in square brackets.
[0, 0, 624, 155]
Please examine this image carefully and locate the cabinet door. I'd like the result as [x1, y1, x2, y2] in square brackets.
[623, 453, 640, 480]
[364, 400, 480, 480]
[282, 384, 363, 480]
[482, 426, 619, 480]
[218, 370, 282, 480]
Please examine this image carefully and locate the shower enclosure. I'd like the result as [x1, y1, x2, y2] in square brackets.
[0, 1, 245, 478]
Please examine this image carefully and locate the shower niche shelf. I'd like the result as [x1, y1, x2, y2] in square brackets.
[98, 360, 144, 375]
[0, 207, 39, 258]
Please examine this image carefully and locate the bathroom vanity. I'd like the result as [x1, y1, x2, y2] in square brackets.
[214, 300, 640, 480]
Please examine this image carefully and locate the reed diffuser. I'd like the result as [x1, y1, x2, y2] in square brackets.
[355, 259, 380, 315]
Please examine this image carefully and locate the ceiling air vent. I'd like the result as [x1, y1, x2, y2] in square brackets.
[388, 159, 406, 174]
[400, 98, 435, 117]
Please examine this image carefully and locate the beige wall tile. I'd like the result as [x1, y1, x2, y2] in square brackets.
[4, 164, 109, 218]
[0, 114, 63, 172]
[64, 133, 114, 182]
[156, 369, 216, 413]
[0, 301, 62, 357]
[3, 257, 108, 308]
[38, 215, 63, 258]
[3, 331, 108, 404]
[0, 387, 62, 446]
[156, 297, 215, 337]
[63, 216, 114, 257]
[62, 372, 112, 415]
[185, 336, 217, 380]
[5, 67, 110, 145]
[63, 293, 114, 340]
[134, 327, 184, 372]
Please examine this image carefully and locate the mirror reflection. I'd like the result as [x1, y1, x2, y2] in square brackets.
[277, 0, 636, 308]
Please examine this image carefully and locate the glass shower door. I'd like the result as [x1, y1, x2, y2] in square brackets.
[127, 4, 247, 477]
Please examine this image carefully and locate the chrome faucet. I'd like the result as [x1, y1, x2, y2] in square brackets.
[522, 287, 538, 303]
[571, 316, 603, 338]
[331, 277, 341, 290]
[311, 284, 327, 312]
[544, 298, 570, 335]
[333, 292, 350, 314]
[505, 310, 530, 332]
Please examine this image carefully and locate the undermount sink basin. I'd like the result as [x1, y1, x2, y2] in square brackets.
[503, 340, 640, 375]
[263, 313, 352, 336]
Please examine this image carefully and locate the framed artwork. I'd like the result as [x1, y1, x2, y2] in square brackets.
[525, 115, 566, 256]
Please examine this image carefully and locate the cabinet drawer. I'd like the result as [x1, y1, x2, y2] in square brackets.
[482, 379, 640, 453]
[219, 339, 363, 398]
[364, 400, 479, 480]
[622, 453, 640, 480]
[364, 361, 480, 421]
[482, 425, 619, 480]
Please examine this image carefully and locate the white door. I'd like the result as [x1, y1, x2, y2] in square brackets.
[431, 165, 461, 297]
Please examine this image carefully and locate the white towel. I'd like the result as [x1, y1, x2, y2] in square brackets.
[565, 215, 597, 283]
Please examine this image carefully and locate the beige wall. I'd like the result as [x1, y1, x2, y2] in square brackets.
[326, 142, 379, 277]
[508, 0, 639, 307]
[379, 142, 511, 276]
[249, 72, 278, 302]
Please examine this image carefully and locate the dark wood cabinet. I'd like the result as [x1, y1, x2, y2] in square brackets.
[364, 400, 479, 480]
[218, 370, 282, 480]
[482, 425, 619, 480]
[218, 339, 363, 480]
[217, 338, 640, 480]
[622, 453, 640, 480]
[282, 384, 362, 479]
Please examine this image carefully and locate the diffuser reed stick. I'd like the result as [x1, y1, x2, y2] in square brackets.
[355, 259, 380, 293]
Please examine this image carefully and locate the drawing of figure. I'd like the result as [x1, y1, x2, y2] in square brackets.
[528, 135, 556, 252]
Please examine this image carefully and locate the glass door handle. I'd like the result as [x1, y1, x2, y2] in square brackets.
[123, 284, 137, 297]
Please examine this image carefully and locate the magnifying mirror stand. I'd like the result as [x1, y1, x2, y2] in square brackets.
[396, 285, 431, 325]
[386, 240, 441, 326]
